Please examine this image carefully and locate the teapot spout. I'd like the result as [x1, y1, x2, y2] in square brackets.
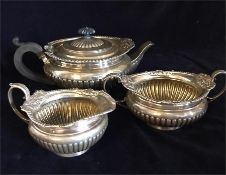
[129, 41, 154, 73]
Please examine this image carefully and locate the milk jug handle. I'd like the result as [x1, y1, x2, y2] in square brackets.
[8, 83, 30, 124]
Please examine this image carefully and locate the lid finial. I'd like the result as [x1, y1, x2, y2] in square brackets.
[78, 27, 95, 37]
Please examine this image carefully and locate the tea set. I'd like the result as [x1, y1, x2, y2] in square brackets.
[8, 27, 226, 157]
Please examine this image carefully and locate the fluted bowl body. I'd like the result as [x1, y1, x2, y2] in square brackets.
[120, 70, 216, 130]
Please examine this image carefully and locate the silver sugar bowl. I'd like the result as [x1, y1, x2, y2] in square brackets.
[104, 70, 226, 130]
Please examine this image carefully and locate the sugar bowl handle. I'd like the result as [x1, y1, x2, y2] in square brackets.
[103, 74, 127, 108]
[207, 70, 226, 101]
[103, 73, 122, 92]
[13, 37, 53, 85]
[8, 83, 30, 124]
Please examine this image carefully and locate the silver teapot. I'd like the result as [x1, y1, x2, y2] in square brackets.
[13, 27, 153, 88]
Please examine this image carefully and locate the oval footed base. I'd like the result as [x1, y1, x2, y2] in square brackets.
[148, 124, 181, 131]
[55, 149, 89, 157]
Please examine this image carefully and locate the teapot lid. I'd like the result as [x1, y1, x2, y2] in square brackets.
[44, 27, 135, 63]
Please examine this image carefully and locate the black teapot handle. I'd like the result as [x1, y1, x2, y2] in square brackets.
[13, 37, 54, 85]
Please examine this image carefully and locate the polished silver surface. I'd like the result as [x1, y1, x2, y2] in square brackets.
[104, 70, 226, 130]
[13, 27, 154, 88]
[8, 83, 116, 157]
